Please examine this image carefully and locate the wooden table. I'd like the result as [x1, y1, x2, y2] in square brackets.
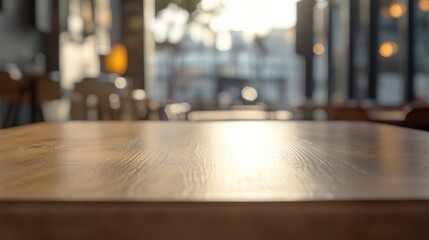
[1, 122, 429, 239]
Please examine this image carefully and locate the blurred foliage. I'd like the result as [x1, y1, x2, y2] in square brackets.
[155, 0, 200, 15]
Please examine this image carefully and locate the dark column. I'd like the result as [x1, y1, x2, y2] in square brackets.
[122, 0, 145, 88]
[348, 0, 359, 99]
[406, 0, 415, 103]
[327, 0, 334, 103]
[304, 53, 314, 100]
[368, 0, 379, 100]
[296, 0, 315, 100]
[111, 0, 122, 44]
[41, 0, 60, 72]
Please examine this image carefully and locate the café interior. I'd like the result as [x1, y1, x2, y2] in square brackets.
[0, 0, 428, 128]
[1, 0, 429, 239]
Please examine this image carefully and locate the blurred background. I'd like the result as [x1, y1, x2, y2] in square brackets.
[1, 0, 429, 130]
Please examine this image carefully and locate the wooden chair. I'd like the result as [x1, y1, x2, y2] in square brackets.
[71, 78, 118, 120]
[0, 71, 28, 127]
[0, 71, 61, 127]
[35, 75, 61, 104]
[329, 106, 371, 122]
[401, 107, 429, 131]
[0, 71, 27, 102]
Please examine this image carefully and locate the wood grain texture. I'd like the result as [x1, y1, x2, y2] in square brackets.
[1, 121, 429, 239]
[1, 121, 429, 201]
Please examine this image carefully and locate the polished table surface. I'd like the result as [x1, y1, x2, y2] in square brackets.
[1, 122, 429, 239]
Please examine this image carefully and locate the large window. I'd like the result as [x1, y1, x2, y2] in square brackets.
[328, 0, 429, 106]
[152, 0, 303, 109]
[377, 0, 408, 105]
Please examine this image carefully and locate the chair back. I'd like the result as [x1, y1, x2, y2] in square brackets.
[0, 71, 28, 103]
[330, 106, 370, 121]
[71, 78, 118, 120]
[402, 107, 429, 131]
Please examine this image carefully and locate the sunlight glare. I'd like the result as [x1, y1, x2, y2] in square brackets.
[216, 32, 232, 51]
[206, 0, 298, 36]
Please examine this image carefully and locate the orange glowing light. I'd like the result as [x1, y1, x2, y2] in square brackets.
[313, 43, 325, 55]
[379, 41, 398, 58]
[105, 44, 128, 75]
[419, 0, 429, 12]
[389, 3, 406, 18]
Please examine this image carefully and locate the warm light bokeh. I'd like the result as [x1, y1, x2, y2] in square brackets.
[419, 0, 429, 12]
[389, 3, 406, 18]
[379, 41, 398, 58]
[105, 44, 128, 75]
[313, 43, 325, 56]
